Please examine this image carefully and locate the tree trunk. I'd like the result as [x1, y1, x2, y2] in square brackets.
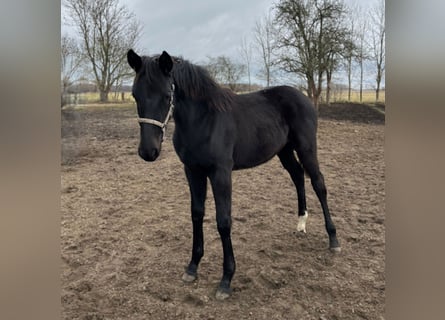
[315, 71, 323, 110]
[347, 57, 352, 101]
[307, 78, 319, 112]
[376, 84, 380, 102]
[100, 90, 108, 102]
[326, 82, 331, 105]
[326, 70, 332, 105]
[313, 83, 321, 113]
[375, 68, 381, 101]
[359, 58, 364, 103]
[311, 88, 319, 111]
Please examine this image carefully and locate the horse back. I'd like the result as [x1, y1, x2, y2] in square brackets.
[231, 86, 317, 169]
[259, 86, 318, 146]
[230, 87, 286, 169]
[260, 86, 317, 128]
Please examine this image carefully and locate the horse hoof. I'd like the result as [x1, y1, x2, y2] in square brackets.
[215, 287, 232, 301]
[329, 246, 341, 253]
[215, 288, 231, 301]
[182, 272, 197, 283]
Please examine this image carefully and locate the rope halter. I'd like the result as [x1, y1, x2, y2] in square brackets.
[137, 83, 175, 140]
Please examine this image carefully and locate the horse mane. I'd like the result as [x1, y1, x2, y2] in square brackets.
[140, 55, 165, 85]
[172, 59, 234, 111]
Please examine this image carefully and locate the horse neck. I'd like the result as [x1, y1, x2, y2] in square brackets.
[172, 60, 233, 112]
[172, 86, 209, 128]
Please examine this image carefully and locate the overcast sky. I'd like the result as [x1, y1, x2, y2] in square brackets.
[62, 0, 379, 87]
[62, 0, 276, 63]
[120, 0, 276, 63]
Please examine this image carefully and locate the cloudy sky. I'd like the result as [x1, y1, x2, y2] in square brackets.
[62, 0, 276, 64]
[120, 0, 276, 63]
[62, 0, 379, 87]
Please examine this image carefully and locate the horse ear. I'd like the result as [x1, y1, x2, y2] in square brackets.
[159, 51, 173, 75]
[127, 49, 142, 72]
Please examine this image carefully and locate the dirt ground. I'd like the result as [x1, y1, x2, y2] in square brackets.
[61, 102, 385, 320]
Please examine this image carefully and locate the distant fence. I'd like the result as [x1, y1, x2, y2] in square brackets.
[62, 88, 385, 106]
[62, 91, 134, 106]
[321, 89, 385, 104]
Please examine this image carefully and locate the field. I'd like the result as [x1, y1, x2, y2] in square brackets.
[64, 89, 385, 106]
[325, 89, 385, 104]
[61, 102, 385, 319]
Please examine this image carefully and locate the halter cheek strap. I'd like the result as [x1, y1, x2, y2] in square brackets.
[137, 83, 175, 139]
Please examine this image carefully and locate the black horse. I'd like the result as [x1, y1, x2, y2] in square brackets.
[127, 49, 340, 300]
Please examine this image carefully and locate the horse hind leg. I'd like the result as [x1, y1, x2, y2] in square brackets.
[278, 145, 308, 233]
[294, 146, 341, 252]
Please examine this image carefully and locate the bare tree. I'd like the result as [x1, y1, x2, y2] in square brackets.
[239, 36, 253, 91]
[61, 34, 83, 106]
[356, 11, 369, 103]
[325, 51, 338, 104]
[63, 0, 142, 102]
[254, 12, 276, 87]
[204, 56, 221, 82]
[369, 0, 385, 102]
[275, 0, 349, 109]
[343, 7, 357, 102]
[204, 56, 245, 91]
[61, 34, 82, 90]
[323, 7, 350, 104]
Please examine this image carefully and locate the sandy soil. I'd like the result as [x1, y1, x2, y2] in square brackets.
[61, 103, 385, 320]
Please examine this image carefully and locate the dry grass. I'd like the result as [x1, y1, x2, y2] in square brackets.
[326, 89, 385, 103]
[64, 89, 385, 106]
[64, 91, 135, 105]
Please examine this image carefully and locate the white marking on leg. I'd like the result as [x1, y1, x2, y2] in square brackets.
[182, 272, 197, 283]
[297, 211, 308, 233]
[215, 289, 231, 300]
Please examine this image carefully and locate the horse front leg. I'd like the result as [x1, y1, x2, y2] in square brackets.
[209, 166, 235, 300]
[182, 166, 207, 282]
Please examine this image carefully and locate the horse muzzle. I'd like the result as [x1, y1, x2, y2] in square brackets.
[138, 147, 160, 162]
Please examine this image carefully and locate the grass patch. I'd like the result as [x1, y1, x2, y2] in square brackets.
[62, 102, 135, 111]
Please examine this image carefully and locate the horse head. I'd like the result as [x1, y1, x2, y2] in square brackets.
[127, 49, 174, 161]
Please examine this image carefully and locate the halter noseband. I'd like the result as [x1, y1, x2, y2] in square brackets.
[137, 83, 175, 139]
